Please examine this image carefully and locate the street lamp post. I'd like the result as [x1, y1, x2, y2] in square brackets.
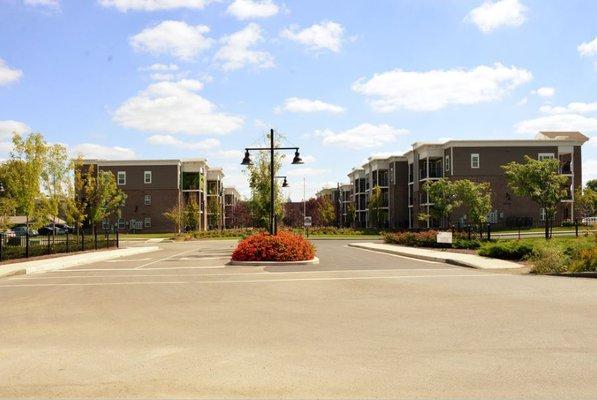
[241, 128, 303, 235]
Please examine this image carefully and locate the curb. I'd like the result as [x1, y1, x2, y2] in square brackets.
[0, 246, 161, 278]
[229, 257, 320, 266]
[347, 243, 524, 270]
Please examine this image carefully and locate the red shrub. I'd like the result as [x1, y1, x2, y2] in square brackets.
[232, 231, 316, 262]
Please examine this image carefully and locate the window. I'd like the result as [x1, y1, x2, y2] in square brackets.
[471, 153, 480, 169]
[538, 153, 555, 161]
[540, 208, 546, 221]
[102, 219, 110, 230]
[445, 155, 450, 172]
[117, 218, 125, 229]
[144, 170, 152, 184]
[144, 217, 151, 228]
[117, 171, 126, 185]
[144, 194, 151, 205]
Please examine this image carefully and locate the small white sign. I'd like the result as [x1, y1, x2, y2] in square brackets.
[436, 231, 453, 244]
[304, 216, 312, 227]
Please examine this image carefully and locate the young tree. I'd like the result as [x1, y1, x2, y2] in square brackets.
[454, 180, 493, 232]
[586, 179, 597, 192]
[574, 187, 597, 222]
[208, 196, 221, 229]
[367, 186, 387, 229]
[247, 146, 283, 230]
[420, 179, 461, 229]
[84, 169, 127, 235]
[163, 202, 185, 234]
[502, 156, 568, 239]
[346, 202, 356, 228]
[42, 143, 71, 231]
[184, 196, 201, 231]
[68, 158, 91, 234]
[317, 196, 336, 226]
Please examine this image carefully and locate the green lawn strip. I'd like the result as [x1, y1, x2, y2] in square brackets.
[493, 226, 595, 234]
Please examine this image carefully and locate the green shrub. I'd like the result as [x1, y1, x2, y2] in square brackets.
[529, 243, 569, 274]
[568, 247, 597, 272]
[478, 240, 534, 260]
[384, 230, 449, 248]
[452, 239, 481, 249]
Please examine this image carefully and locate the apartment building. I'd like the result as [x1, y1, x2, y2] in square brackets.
[82, 158, 225, 233]
[223, 187, 241, 228]
[338, 131, 588, 230]
[206, 168, 225, 230]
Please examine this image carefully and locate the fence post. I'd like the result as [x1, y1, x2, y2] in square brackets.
[66, 231, 69, 253]
[47, 234, 51, 254]
[82, 230, 85, 252]
[0, 235, 3, 262]
[94, 229, 98, 250]
[106, 231, 109, 249]
[116, 227, 119, 248]
[25, 230, 29, 258]
[487, 223, 491, 241]
[467, 224, 471, 240]
[575, 218, 579, 237]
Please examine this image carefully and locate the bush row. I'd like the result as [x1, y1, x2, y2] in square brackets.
[383, 230, 482, 249]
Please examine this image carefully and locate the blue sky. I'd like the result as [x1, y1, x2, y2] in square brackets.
[0, 0, 596, 200]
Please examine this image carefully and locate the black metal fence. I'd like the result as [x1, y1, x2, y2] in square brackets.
[0, 229, 119, 262]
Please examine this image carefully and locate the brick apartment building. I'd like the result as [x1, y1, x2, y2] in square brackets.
[322, 131, 588, 230]
[82, 159, 226, 233]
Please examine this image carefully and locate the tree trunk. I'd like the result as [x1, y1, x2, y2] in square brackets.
[545, 219, 549, 240]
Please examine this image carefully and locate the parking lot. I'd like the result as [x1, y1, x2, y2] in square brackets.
[1, 239, 596, 398]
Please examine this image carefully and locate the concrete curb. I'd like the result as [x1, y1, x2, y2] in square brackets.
[229, 257, 320, 266]
[0, 246, 161, 278]
[348, 243, 524, 270]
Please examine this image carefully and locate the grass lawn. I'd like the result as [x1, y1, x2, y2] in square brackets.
[494, 226, 595, 234]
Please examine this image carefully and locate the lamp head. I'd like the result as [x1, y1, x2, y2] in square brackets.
[291, 150, 303, 165]
[282, 177, 289, 188]
[241, 150, 253, 166]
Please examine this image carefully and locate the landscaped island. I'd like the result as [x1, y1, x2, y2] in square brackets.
[231, 231, 315, 262]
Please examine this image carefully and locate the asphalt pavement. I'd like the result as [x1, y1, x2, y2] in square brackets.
[0, 239, 596, 399]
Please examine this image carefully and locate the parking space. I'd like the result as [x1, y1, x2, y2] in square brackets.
[0, 240, 596, 398]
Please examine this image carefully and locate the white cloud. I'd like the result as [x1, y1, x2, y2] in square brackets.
[539, 102, 597, 115]
[215, 149, 244, 159]
[113, 79, 244, 135]
[464, 0, 528, 33]
[516, 97, 528, 106]
[98, 0, 213, 11]
[0, 59, 23, 86]
[214, 23, 274, 71]
[286, 167, 330, 177]
[130, 21, 213, 61]
[0, 120, 31, 140]
[352, 63, 532, 112]
[582, 159, 597, 185]
[316, 123, 408, 150]
[71, 143, 136, 160]
[227, 0, 278, 20]
[147, 134, 220, 150]
[515, 113, 597, 134]
[281, 21, 345, 53]
[275, 97, 344, 114]
[533, 86, 555, 98]
[24, 0, 59, 7]
[578, 36, 597, 57]
[139, 63, 179, 72]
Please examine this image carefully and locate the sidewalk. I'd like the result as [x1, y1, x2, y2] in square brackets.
[0, 246, 161, 279]
[348, 242, 524, 270]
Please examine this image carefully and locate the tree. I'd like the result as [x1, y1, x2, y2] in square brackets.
[454, 180, 493, 232]
[317, 196, 336, 226]
[83, 168, 127, 235]
[208, 196, 221, 229]
[231, 201, 253, 228]
[367, 186, 387, 229]
[163, 202, 185, 234]
[346, 203, 356, 228]
[69, 158, 91, 234]
[184, 195, 201, 231]
[4, 133, 48, 228]
[41, 143, 71, 231]
[283, 200, 303, 227]
[586, 179, 597, 192]
[247, 143, 283, 230]
[574, 187, 597, 222]
[502, 156, 568, 239]
[420, 179, 461, 229]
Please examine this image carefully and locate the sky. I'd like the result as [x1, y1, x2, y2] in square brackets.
[0, 0, 596, 201]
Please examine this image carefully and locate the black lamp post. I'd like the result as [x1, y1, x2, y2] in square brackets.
[241, 128, 303, 235]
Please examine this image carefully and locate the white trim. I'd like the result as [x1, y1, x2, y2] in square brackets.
[117, 171, 126, 185]
[471, 153, 480, 169]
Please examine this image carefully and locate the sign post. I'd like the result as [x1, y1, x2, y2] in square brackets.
[304, 216, 312, 238]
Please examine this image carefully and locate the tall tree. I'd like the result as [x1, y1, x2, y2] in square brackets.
[84, 169, 127, 235]
[502, 156, 568, 239]
[317, 196, 336, 226]
[42, 143, 71, 230]
[346, 202, 356, 228]
[163, 202, 185, 234]
[574, 187, 596, 222]
[367, 186, 386, 229]
[420, 179, 461, 229]
[586, 179, 597, 192]
[184, 195, 201, 231]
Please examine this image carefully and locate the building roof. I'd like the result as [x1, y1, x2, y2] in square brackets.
[536, 131, 589, 142]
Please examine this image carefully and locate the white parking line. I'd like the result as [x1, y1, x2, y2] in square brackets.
[346, 245, 442, 264]
[105, 258, 153, 263]
[132, 247, 206, 269]
[177, 256, 230, 261]
[9, 268, 461, 280]
[1, 273, 506, 288]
